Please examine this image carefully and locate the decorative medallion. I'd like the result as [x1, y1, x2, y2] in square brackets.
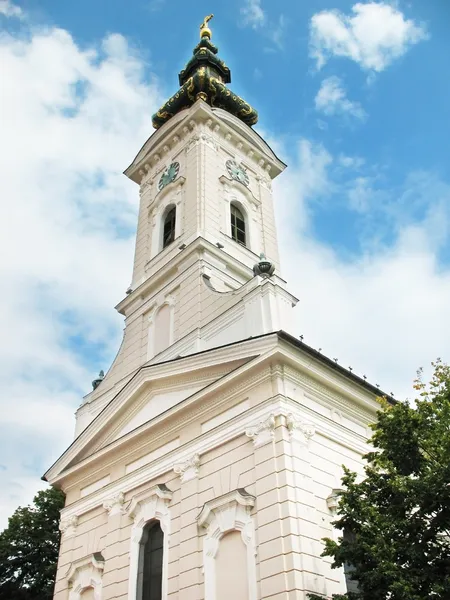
[158, 161, 180, 191]
[226, 159, 249, 186]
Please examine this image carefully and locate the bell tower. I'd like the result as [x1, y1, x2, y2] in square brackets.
[71, 15, 298, 435]
[48, 17, 382, 600]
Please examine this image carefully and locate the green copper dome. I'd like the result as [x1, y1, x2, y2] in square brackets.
[152, 15, 258, 129]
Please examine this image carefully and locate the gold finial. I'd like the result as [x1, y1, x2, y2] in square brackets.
[200, 14, 214, 39]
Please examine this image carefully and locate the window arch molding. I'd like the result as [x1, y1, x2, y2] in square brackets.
[66, 553, 105, 600]
[219, 176, 261, 252]
[149, 178, 185, 258]
[197, 488, 257, 600]
[126, 484, 173, 600]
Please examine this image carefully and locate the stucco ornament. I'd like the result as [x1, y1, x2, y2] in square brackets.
[103, 491, 127, 516]
[59, 515, 78, 538]
[245, 414, 276, 448]
[126, 484, 173, 600]
[66, 553, 104, 600]
[173, 453, 201, 482]
[326, 489, 343, 515]
[197, 489, 257, 600]
[286, 413, 315, 444]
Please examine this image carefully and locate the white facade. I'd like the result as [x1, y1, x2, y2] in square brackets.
[47, 94, 380, 599]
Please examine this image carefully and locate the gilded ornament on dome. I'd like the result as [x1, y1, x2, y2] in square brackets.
[200, 14, 214, 38]
[151, 16, 258, 129]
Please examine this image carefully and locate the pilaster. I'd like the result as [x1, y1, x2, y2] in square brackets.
[173, 454, 202, 600]
[100, 492, 128, 599]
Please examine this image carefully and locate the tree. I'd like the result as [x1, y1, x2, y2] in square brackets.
[309, 360, 450, 600]
[0, 487, 65, 600]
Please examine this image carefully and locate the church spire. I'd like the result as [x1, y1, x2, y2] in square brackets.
[152, 16, 258, 129]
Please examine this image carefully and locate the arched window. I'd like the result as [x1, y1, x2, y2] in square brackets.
[343, 528, 359, 594]
[230, 203, 246, 246]
[137, 522, 164, 600]
[162, 207, 176, 249]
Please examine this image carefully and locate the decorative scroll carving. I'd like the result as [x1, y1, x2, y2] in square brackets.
[103, 491, 127, 517]
[245, 414, 276, 448]
[174, 453, 201, 483]
[59, 515, 78, 538]
[326, 489, 342, 515]
[285, 413, 315, 444]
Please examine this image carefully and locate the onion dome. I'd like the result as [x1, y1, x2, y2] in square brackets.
[152, 15, 258, 129]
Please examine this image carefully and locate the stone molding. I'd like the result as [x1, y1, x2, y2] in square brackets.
[102, 491, 127, 517]
[59, 515, 78, 538]
[59, 395, 371, 523]
[91, 363, 229, 454]
[245, 414, 276, 448]
[173, 453, 201, 483]
[197, 488, 257, 600]
[218, 174, 260, 209]
[285, 413, 316, 444]
[128, 102, 283, 185]
[66, 552, 104, 600]
[326, 489, 343, 515]
[126, 484, 173, 600]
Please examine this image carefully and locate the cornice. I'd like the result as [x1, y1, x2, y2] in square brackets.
[59, 361, 273, 491]
[58, 394, 370, 523]
[47, 334, 380, 485]
[89, 368, 229, 454]
[124, 102, 285, 185]
[44, 336, 279, 483]
[115, 236, 255, 316]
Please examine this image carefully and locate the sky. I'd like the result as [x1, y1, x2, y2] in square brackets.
[0, 0, 449, 528]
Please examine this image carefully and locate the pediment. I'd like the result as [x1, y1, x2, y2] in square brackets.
[74, 367, 237, 464]
[94, 381, 207, 452]
[45, 351, 257, 483]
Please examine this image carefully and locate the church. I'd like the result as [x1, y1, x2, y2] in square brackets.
[45, 16, 384, 600]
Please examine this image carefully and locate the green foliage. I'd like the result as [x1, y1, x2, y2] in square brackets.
[0, 487, 65, 600]
[309, 360, 450, 600]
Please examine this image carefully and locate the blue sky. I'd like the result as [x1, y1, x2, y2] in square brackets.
[1, 0, 450, 527]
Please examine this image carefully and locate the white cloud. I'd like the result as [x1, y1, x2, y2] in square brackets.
[0, 20, 162, 527]
[0, 0, 22, 18]
[339, 154, 365, 169]
[241, 0, 266, 29]
[315, 76, 366, 119]
[0, 2, 446, 541]
[310, 2, 428, 71]
[270, 14, 286, 49]
[274, 141, 450, 404]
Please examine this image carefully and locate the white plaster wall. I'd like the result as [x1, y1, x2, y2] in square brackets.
[113, 384, 206, 441]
